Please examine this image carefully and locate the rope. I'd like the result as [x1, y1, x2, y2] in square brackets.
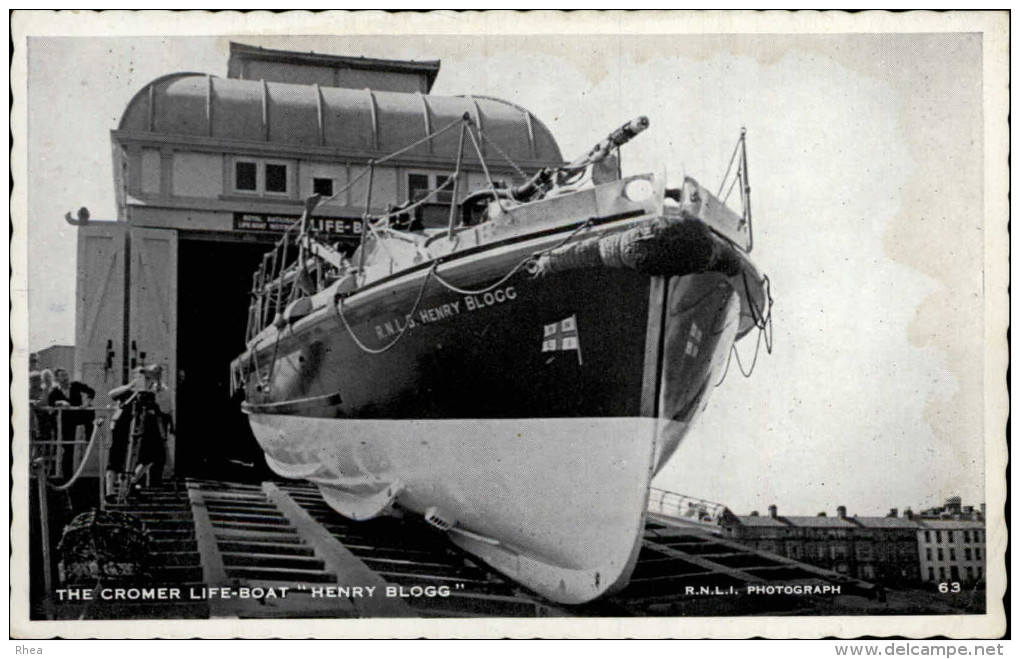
[309, 116, 467, 213]
[715, 272, 774, 386]
[431, 257, 532, 296]
[337, 219, 593, 355]
[477, 129, 528, 180]
[430, 219, 594, 296]
[466, 125, 498, 194]
[722, 166, 741, 205]
[336, 263, 438, 354]
[374, 117, 466, 166]
[745, 272, 774, 349]
[716, 132, 744, 198]
[47, 419, 104, 491]
[371, 174, 457, 224]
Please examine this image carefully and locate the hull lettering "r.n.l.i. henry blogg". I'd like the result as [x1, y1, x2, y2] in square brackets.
[375, 285, 518, 339]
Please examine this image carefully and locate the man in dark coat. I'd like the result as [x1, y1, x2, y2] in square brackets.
[47, 368, 96, 480]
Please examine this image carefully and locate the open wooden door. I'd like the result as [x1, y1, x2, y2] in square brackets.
[128, 227, 178, 474]
[74, 222, 127, 408]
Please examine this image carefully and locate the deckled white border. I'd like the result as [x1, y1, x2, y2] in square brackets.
[9, 10, 1009, 639]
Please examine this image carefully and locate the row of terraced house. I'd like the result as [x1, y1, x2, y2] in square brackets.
[723, 497, 986, 588]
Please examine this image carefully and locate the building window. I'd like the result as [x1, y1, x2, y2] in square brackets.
[313, 177, 334, 197]
[977, 566, 983, 579]
[265, 163, 289, 193]
[927, 567, 935, 581]
[937, 548, 944, 561]
[235, 161, 258, 191]
[948, 531, 954, 543]
[936, 530, 942, 543]
[977, 530, 983, 542]
[924, 530, 931, 543]
[939, 567, 946, 581]
[949, 548, 956, 561]
[408, 173, 431, 201]
[964, 531, 971, 543]
[233, 159, 292, 196]
[964, 548, 972, 561]
[965, 566, 974, 582]
[926, 548, 932, 561]
[950, 566, 960, 581]
[406, 172, 454, 203]
[975, 548, 982, 560]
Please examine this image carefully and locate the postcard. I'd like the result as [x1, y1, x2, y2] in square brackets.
[10, 10, 1008, 639]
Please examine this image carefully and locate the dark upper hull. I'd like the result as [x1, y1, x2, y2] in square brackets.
[238, 215, 760, 428]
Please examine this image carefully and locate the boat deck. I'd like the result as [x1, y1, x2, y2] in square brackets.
[51, 479, 893, 619]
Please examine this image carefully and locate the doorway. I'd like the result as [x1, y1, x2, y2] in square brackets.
[176, 235, 276, 481]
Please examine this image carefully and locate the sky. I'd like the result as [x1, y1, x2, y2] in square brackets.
[24, 31, 990, 516]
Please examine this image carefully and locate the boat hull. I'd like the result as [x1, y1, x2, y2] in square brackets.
[248, 415, 661, 604]
[239, 217, 754, 603]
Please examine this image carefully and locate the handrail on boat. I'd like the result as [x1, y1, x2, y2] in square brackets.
[243, 116, 662, 344]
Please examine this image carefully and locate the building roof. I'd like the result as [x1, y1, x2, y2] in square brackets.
[228, 42, 442, 92]
[116, 73, 564, 168]
[852, 516, 921, 529]
[781, 516, 858, 529]
[736, 516, 789, 528]
[918, 519, 984, 530]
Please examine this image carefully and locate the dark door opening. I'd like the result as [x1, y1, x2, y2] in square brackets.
[176, 236, 276, 481]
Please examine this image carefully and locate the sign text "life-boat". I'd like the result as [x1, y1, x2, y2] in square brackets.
[374, 286, 518, 340]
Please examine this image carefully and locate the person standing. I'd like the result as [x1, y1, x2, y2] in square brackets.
[105, 366, 168, 501]
[46, 368, 96, 480]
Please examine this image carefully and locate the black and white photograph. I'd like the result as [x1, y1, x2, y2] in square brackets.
[10, 10, 1008, 640]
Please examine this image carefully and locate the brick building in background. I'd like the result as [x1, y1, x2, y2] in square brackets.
[725, 498, 984, 587]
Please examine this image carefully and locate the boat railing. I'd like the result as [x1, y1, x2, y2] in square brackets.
[243, 115, 656, 343]
[665, 128, 753, 253]
[647, 487, 734, 528]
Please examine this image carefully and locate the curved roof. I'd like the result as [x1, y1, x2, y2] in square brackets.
[117, 73, 563, 166]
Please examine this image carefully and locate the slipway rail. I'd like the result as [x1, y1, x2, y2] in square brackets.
[50, 479, 881, 620]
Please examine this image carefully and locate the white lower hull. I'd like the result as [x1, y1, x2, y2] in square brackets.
[249, 415, 671, 604]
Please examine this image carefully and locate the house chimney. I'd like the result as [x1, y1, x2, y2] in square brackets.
[837, 506, 847, 519]
[768, 505, 778, 519]
[817, 511, 827, 517]
[904, 508, 914, 520]
[887, 508, 898, 518]
[750, 511, 759, 517]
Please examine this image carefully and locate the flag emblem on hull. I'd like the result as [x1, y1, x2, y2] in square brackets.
[542, 315, 583, 364]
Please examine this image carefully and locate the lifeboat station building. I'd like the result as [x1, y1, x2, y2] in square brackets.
[75, 42, 564, 477]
